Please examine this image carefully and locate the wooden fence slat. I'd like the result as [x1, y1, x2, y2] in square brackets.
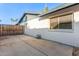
[0, 25, 24, 36]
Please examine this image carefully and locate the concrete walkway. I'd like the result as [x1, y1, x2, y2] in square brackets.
[0, 35, 73, 56]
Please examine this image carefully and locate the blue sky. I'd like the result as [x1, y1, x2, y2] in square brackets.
[0, 3, 62, 25]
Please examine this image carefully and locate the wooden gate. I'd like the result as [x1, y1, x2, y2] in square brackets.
[0, 24, 24, 36]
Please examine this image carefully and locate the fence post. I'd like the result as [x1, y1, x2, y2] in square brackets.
[1, 24, 2, 36]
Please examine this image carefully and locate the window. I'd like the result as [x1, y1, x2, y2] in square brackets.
[50, 13, 73, 30]
[50, 17, 59, 29]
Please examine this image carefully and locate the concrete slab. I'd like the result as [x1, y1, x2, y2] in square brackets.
[17, 35, 73, 56]
[0, 35, 73, 56]
[0, 35, 44, 56]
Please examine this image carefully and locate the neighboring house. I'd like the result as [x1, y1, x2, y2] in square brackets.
[16, 13, 40, 25]
[17, 3, 79, 47]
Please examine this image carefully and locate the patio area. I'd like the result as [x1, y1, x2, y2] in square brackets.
[0, 35, 73, 56]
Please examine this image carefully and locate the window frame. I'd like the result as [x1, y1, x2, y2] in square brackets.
[49, 13, 74, 33]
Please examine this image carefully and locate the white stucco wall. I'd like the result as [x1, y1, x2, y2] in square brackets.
[20, 14, 39, 25]
[24, 11, 79, 47]
[73, 11, 79, 47]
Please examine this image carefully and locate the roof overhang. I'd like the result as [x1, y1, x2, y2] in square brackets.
[40, 3, 79, 17]
[16, 13, 40, 25]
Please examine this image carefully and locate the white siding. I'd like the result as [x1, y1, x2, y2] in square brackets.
[73, 11, 79, 47]
[24, 11, 79, 47]
[27, 15, 39, 21]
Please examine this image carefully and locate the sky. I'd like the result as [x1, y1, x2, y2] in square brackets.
[0, 3, 62, 25]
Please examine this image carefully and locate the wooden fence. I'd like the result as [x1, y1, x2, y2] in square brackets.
[0, 24, 24, 36]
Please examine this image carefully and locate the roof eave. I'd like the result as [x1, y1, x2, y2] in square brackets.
[40, 3, 78, 17]
[16, 13, 40, 25]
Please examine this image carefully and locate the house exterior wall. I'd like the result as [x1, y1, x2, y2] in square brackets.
[73, 11, 79, 47]
[24, 4, 79, 47]
[26, 14, 39, 21]
[20, 14, 39, 25]
[24, 19, 75, 47]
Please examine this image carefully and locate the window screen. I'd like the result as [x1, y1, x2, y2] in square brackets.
[50, 13, 73, 29]
[59, 14, 72, 29]
[50, 17, 59, 29]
